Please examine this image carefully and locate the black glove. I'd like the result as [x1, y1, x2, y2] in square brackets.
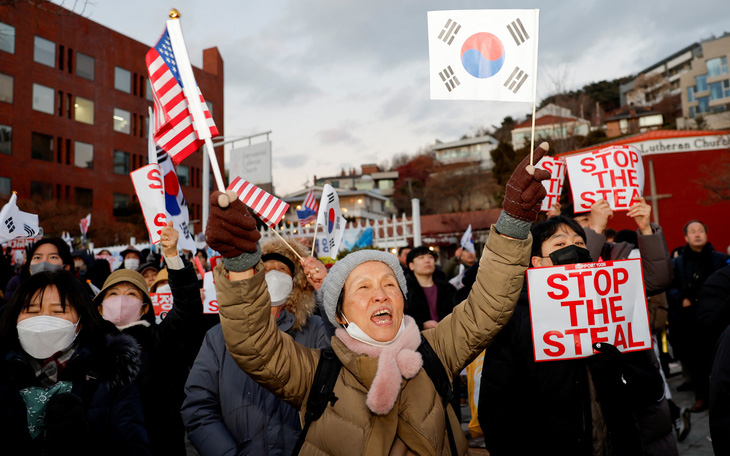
[586, 342, 626, 390]
[44, 392, 91, 451]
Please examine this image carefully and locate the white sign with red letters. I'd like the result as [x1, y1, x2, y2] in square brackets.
[535, 156, 566, 212]
[130, 164, 167, 244]
[526, 259, 651, 362]
[565, 145, 645, 213]
[202, 271, 219, 314]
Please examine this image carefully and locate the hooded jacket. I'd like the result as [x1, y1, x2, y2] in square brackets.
[215, 225, 530, 455]
[182, 238, 330, 455]
[0, 331, 150, 455]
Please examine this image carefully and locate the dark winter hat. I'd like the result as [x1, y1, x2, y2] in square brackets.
[119, 245, 142, 260]
[320, 250, 407, 327]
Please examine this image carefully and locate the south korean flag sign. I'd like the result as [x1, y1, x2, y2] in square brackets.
[428, 9, 539, 103]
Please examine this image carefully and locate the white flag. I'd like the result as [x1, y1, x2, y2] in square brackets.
[316, 184, 347, 259]
[130, 164, 168, 244]
[0, 193, 40, 244]
[428, 9, 539, 102]
[460, 224, 475, 254]
[79, 213, 91, 236]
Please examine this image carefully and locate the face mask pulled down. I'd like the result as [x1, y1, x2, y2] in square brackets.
[17, 316, 79, 359]
[265, 270, 293, 307]
[342, 315, 405, 347]
[102, 295, 144, 327]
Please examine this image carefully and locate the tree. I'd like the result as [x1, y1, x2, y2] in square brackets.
[393, 154, 434, 215]
[490, 141, 518, 186]
[424, 165, 499, 213]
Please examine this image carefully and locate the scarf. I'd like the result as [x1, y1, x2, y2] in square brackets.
[335, 315, 423, 415]
[20, 381, 73, 439]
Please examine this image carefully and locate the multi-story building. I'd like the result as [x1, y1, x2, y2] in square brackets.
[312, 164, 398, 215]
[679, 33, 730, 129]
[429, 135, 498, 170]
[620, 43, 701, 108]
[0, 1, 224, 235]
[283, 187, 391, 223]
[511, 104, 590, 149]
[604, 106, 664, 138]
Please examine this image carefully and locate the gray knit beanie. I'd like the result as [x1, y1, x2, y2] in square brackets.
[320, 250, 408, 327]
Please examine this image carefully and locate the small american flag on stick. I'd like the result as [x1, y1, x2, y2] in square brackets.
[227, 177, 290, 228]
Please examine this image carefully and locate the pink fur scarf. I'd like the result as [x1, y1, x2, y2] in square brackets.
[335, 315, 423, 415]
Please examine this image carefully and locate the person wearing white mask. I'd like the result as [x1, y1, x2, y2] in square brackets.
[182, 237, 330, 456]
[205, 143, 551, 455]
[93, 222, 205, 455]
[0, 270, 149, 453]
[117, 245, 142, 272]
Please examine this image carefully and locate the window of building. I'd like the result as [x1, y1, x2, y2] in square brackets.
[177, 165, 189, 186]
[74, 141, 93, 169]
[0, 22, 15, 54]
[146, 80, 155, 101]
[697, 96, 709, 114]
[113, 150, 129, 174]
[0, 176, 10, 196]
[689, 106, 696, 118]
[0, 73, 12, 103]
[32, 83, 54, 114]
[31, 132, 53, 161]
[206, 100, 214, 114]
[725, 80, 730, 98]
[34, 36, 55, 67]
[707, 57, 729, 77]
[30, 181, 53, 200]
[0, 124, 11, 154]
[113, 108, 131, 133]
[74, 96, 94, 124]
[696, 74, 708, 93]
[76, 52, 94, 80]
[113, 193, 130, 216]
[687, 86, 695, 102]
[378, 180, 394, 191]
[75, 187, 93, 210]
[114, 67, 131, 93]
[710, 81, 725, 101]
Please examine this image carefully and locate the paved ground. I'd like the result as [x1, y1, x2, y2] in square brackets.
[462, 368, 715, 455]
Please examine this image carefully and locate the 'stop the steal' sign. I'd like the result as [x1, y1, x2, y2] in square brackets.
[535, 156, 566, 212]
[527, 259, 651, 362]
[564, 145, 645, 213]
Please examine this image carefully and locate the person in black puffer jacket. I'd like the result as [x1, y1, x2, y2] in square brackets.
[0, 270, 149, 455]
[93, 222, 205, 455]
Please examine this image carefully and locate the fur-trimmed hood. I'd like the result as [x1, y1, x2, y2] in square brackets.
[261, 238, 316, 331]
[93, 332, 142, 390]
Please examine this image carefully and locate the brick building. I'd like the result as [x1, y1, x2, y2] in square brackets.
[0, 1, 224, 237]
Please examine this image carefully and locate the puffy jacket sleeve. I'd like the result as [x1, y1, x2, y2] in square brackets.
[423, 225, 531, 375]
[215, 261, 319, 409]
[636, 224, 673, 296]
[157, 257, 204, 350]
[181, 326, 239, 456]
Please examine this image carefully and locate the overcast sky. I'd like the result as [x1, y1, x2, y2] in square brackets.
[65, 0, 730, 195]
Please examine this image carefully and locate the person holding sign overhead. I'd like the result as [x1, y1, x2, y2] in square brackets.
[478, 216, 675, 456]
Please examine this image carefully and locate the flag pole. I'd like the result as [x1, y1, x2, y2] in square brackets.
[272, 227, 304, 261]
[166, 10, 226, 192]
[311, 226, 318, 257]
[527, 9, 541, 175]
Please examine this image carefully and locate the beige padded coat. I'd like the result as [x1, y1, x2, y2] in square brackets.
[216, 226, 531, 455]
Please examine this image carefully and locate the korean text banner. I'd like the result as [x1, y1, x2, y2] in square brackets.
[526, 259, 651, 362]
[428, 9, 539, 102]
[565, 145, 645, 213]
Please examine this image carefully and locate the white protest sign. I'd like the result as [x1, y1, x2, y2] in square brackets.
[527, 258, 651, 362]
[565, 145, 644, 213]
[535, 156, 566, 211]
[202, 271, 219, 314]
[130, 164, 167, 244]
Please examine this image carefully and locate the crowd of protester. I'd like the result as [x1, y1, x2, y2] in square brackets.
[2, 145, 730, 455]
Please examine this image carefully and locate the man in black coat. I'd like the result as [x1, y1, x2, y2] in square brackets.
[404, 246, 457, 330]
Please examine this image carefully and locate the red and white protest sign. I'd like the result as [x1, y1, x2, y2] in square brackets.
[150, 292, 173, 318]
[535, 156, 566, 211]
[130, 164, 167, 244]
[2, 235, 42, 266]
[565, 145, 645, 213]
[526, 259, 651, 362]
[202, 271, 218, 314]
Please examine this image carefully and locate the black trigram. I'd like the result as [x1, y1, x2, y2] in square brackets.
[504, 67, 529, 94]
[4, 217, 14, 232]
[23, 224, 35, 236]
[506, 18, 530, 46]
[328, 238, 335, 249]
[327, 194, 335, 204]
[437, 18, 461, 45]
[439, 66, 460, 92]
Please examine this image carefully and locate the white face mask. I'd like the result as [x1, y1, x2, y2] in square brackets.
[265, 270, 293, 306]
[342, 315, 405, 347]
[17, 316, 80, 360]
[155, 284, 171, 294]
[124, 258, 140, 271]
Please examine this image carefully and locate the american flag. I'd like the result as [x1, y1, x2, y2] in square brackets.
[227, 177, 290, 228]
[146, 27, 218, 164]
[296, 189, 318, 226]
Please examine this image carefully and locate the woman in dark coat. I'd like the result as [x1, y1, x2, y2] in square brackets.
[93, 222, 205, 455]
[0, 270, 149, 455]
